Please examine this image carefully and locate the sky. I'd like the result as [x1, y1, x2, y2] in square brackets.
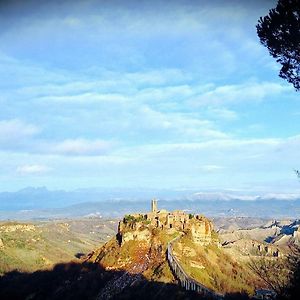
[0, 0, 299, 193]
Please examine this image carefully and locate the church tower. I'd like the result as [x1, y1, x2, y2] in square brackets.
[151, 198, 158, 213]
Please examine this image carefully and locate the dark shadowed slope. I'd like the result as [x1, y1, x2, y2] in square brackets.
[0, 261, 203, 300]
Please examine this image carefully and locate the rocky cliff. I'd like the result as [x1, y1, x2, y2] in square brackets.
[116, 211, 215, 246]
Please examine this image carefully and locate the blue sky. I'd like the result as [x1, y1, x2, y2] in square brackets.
[0, 0, 300, 193]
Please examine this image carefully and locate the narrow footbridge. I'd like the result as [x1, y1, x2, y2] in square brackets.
[167, 236, 224, 299]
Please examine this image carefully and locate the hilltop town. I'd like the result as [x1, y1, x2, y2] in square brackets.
[117, 199, 217, 246]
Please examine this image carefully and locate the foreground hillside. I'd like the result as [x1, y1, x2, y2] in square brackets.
[89, 223, 266, 298]
[0, 218, 117, 274]
[87, 204, 270, 298]
[1, 217, 199, 300]
[89, 228, 177, 282]
[172, 235, 262, 295]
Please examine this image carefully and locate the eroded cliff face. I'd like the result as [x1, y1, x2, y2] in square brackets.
[88, 226, 174, 286]
[190, 217, 213, 245]
[117, 218, 152, 245]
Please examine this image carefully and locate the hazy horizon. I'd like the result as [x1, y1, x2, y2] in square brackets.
[1, 186, 300, 219]
[1, 184, 300, 196]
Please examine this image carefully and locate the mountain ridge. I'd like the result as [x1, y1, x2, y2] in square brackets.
[0, 187, 299, 220]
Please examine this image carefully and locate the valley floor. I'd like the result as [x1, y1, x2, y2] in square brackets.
[0, 218, 117, 274]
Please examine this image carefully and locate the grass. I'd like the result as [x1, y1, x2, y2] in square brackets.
[0, 219, 115, 275]
[172, 235, 261, 295]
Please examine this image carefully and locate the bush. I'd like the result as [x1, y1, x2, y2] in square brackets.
[124, 214, 146, 224]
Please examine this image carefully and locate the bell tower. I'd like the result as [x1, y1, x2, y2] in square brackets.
[151, 198, 158, 213]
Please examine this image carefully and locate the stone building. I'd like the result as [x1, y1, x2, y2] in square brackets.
[151, 198, 158, 213]
[145, 199, 190, 231]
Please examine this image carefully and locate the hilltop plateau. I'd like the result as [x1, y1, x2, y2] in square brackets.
[87, 200, 270, 298]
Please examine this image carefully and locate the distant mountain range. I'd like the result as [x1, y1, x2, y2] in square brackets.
[0, 187, 299, 220]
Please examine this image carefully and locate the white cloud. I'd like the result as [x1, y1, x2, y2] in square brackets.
[0, 119, 39, 144]
[115, 137, 287, 169]
[36, 93, 129, 104]
[123, 69, 189, 86]
[49, 138, 114, 156]
[207, 107, 238, 121]
[199, 165, 224, 172]
[137, 85, 194, 102]
[135, 106, 228, 140]
[30, 80, 290, 115]
[0, 52, 69, 89]
[0, 133, 299, 191]
[190, 81, 291, 106]
[16, 164, 51, 175]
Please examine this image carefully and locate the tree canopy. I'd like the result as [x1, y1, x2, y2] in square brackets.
[256, 0, 300, 91]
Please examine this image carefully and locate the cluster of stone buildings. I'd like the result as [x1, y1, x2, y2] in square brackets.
[118, 199, 214, 246]
[146, 198, 190, 230]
